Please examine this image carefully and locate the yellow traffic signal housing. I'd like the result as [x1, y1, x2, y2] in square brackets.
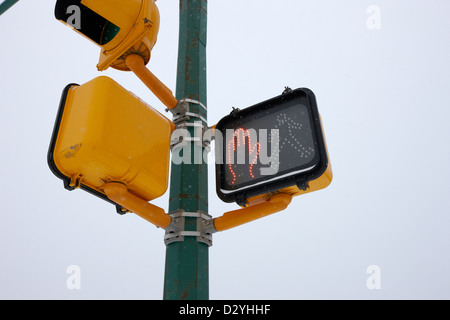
[55, 0, 160, 71]
[215, 88, 332, 207]
[48, 76, 175, 213]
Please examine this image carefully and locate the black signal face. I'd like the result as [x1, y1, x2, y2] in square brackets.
[215, 88, 329, 204]
[55, 0, 120, 45]
[222, 103, 318, 188]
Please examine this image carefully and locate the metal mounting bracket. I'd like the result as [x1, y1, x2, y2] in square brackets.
[167, 98, 207, 124]
[170, 118, 211, 153]
[164, 210, 216, 247]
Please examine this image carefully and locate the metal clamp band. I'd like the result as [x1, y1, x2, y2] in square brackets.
[182, 98, 207, 112]
[172, 112, 207, 124]
[167, 98, 207, 124]
[164, 231, 213, 247]
[170, 123, 211, 152]
[169, 210, 212, 220]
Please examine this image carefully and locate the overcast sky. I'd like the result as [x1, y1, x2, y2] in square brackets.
[1, 0, 450, 299]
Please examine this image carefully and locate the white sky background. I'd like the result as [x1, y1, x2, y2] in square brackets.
[1, 0, 450, 299]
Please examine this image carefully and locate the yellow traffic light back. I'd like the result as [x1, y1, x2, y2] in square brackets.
[48, 76, 175, 212]
[55, 0, 160, 71]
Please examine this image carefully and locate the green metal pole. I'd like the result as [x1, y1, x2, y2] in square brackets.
[0, 0, 19, 16]
[163, 0, 209, 300]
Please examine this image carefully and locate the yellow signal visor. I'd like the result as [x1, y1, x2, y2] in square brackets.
[48, 76, 175, 213]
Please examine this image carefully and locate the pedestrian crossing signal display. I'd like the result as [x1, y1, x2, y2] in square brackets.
[215, 88, 332, 206]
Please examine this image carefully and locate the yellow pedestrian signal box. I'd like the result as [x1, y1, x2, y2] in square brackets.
[48, 76, 175, 213]
[215, 88, 332, 206]
[55, 0, 160, 71]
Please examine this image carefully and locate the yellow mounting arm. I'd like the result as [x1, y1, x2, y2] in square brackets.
[125, 54, 178, 110]
[104, 182, 171, 229]
[104, 182, 292, 233]
[213, 194, 293, 232]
